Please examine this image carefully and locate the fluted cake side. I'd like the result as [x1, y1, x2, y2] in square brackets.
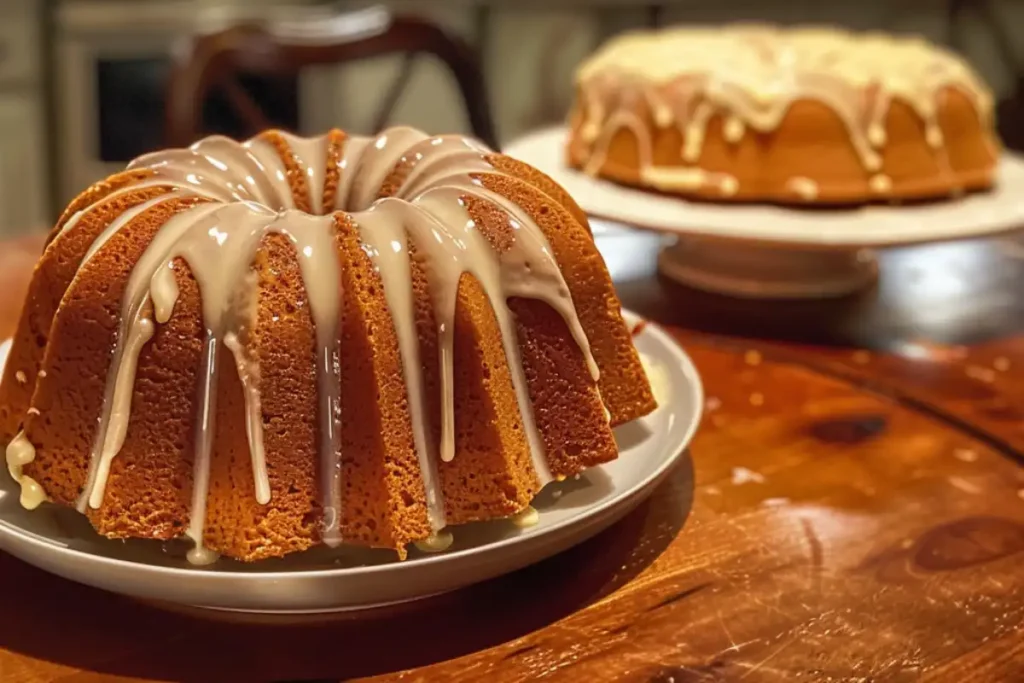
[1, 126, 656, 564]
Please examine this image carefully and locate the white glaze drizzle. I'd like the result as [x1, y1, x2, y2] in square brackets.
[574, 25, 996, 196]
[332, 136, 372, 211]
[278, 131, 329, 214]
[6, 431, 46, 510]
[224, 330, 269, 505]
[151, 203, 284, 561]
[349, 202, 445, 529]
[78, 202, 227, 513]
[412, 182, 598, 484]
[286, 213, 345, 547]
[82, 196, 175, 264]
[511, 505, 539, 528]
[349, 127, 430, 210]
[414, 529, 453, 553]
[83, 310, 155, 509]
[9, 125, 601, 562]
[870, 174, 893, 194]
[242, 138, 295, 210]
[786, 176, 819, 200]
[396, 135, 494, 199]
[185, 332, 220, 566]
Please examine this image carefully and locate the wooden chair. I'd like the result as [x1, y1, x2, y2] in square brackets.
[164, 6, 498, 149]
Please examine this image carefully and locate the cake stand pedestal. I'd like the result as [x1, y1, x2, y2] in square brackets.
[657, 237, 879, 299]
[504, 127, 1024, 300]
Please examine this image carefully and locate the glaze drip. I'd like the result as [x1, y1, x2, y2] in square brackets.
[8, 125, 602, 563]
[573, 25, 996, 196]
[6, 431, 46, 510]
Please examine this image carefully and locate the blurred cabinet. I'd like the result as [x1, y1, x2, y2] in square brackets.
[0, 0, 46, 237]
[0, 6, 42, 84]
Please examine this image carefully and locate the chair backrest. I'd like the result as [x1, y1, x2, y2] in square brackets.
[165, 7, 498, 149]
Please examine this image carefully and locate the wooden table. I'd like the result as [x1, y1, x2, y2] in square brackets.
[2, 227, 1024, 683]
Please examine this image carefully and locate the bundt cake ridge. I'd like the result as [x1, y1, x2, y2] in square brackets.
[2, 125, 656, 563]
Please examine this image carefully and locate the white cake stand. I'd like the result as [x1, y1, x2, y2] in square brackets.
[504, 127, 1024, 299]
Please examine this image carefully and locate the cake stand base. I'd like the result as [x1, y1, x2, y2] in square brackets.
[657, 237, 879, 299]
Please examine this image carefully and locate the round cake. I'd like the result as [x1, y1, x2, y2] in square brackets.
[567, 25, 1001, 204]
[0, 126, 656, 564]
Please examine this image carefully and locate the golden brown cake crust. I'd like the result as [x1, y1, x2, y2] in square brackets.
[258, 130, 314, 213]
[568, 25, 1001, 204]
[333, 213, 431, 555]
[321, 129, 348, 212]
[0, 185, 185, 443]
[23, 197, 211, 506]
[465, 195, 618, 478]
[484, 154, 593, 236]
[203, 234, 322, 560]
[432, 271, 540, 524]
[4, 126, 657, 564]
[89, 263, 203, 540]
[48, 169, 158, 244]
[472, 171, 656, 424]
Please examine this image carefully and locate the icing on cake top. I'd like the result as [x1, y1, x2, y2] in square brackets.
[6, 126, 600, 563]
[574, 24, 996, 198]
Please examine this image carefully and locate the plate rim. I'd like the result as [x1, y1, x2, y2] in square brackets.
[0, 310, 703, 585]
[503, 126, 1024, 248]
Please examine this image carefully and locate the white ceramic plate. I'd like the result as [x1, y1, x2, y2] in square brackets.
[0, 310, 702, 614]
[504, 127, 1024, 248]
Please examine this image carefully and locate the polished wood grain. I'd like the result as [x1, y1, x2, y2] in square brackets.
[1, 227, 1023, 683]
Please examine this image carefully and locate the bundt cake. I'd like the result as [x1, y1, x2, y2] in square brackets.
[0, 126, 656, 564]
[567, 24, 1001, 204]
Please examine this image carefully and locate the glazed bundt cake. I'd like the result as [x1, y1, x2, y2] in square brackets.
[567, 25, 1001, 204]
[1, 126, 656, 564]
